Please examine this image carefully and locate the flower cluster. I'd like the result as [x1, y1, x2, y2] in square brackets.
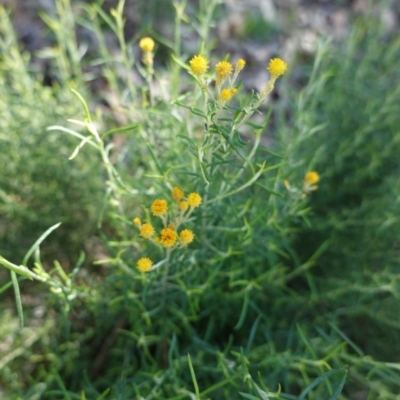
[188, 55, 247, 106]
[188, 54, 288, 105]
[134, 186, 202, 272]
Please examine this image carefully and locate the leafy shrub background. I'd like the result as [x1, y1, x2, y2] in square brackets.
[0, 8, 102, 264]
[1, 1, 400, 399]
[285, 17, 400, 365]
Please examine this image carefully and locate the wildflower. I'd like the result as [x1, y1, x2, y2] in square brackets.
[140, 223, 155, 239]
[133, 217, 141, 226]
[189, 55, 209, 76]
[172, 186, 184, 201]
[267, 58, 288, 78]
[139, 37, 155, 53]
[151, 199, 168, 217]
[304, 171, 320, 185]
[159, 227, 178, 248]
[235, 58, 246, 73]
[137, 257, 153, 273]
[304, 171, 320, 191]
[187, 192, 202, 208]
[180, 229, 194, 245]
[215, 61, 233, 81]
[220, 88, 237, 102]
[179, 200, 189, 211]
[283, 179, 290, 188]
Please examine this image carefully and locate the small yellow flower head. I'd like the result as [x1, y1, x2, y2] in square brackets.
[139, 37, 155, 53]
[172, 186, 184, 201]
[140, 223, 155, 239]
[180, 229, 194, 245]
[283, 179, 290, 188]
[179, 200, 189, 211]
[267, 58, 288, 78]
[235, 58, 246, 72]
[215, 61, 233, 81]
[137, 257, 153, 273]
[151, 199, 168, 217]
[160, 227, 178, 248]
[189, 55, 209, 76]
[133, 217, 141, 226]
[304, 171, 320, 185]
[220, 88, 237, 102]
[187, 192, 202, 208]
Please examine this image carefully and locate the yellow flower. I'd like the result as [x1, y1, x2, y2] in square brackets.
[151, 199, 168, 217]
[139, 37, 155, 52]
[187, 192, 202, 208]
[215, 61, 233, 81]
[159, 227, 178, 248]
[133, 217, 141, 226]
[180, 229, 194, 245]
[179, 200, 189, 211]
[140, 223, 155, 239]
[304, 171, 320, 185]
[189, 55, 209, 76]
[235, 59, 246, 73]
[220, 88, 237, 102]
[267, 58, 288, 78]
[137, 257, 153, 273]
[172, 186, 184, 201]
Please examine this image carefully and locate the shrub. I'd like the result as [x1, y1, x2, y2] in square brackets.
[1, 1, 400, 399]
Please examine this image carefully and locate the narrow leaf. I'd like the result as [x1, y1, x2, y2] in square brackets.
[255, 182, 284, 198]
[188, 354, 200, 399]
[70, 89, 92, 122]
[147, 142, 163, 175]
[298, 367, 346, 400]
[328, 368, 348, 400]
[22, 223, 61, 266]
[102, 124, 139, 138]
[244, 121, 265, 130]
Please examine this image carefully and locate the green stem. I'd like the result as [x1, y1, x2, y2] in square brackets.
[11, 271, 24, 329]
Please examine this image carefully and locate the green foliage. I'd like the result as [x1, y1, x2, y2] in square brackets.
[1, 1, 400, 399]
[0, 7, 102, 264]
[279, 12, 400, 397]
